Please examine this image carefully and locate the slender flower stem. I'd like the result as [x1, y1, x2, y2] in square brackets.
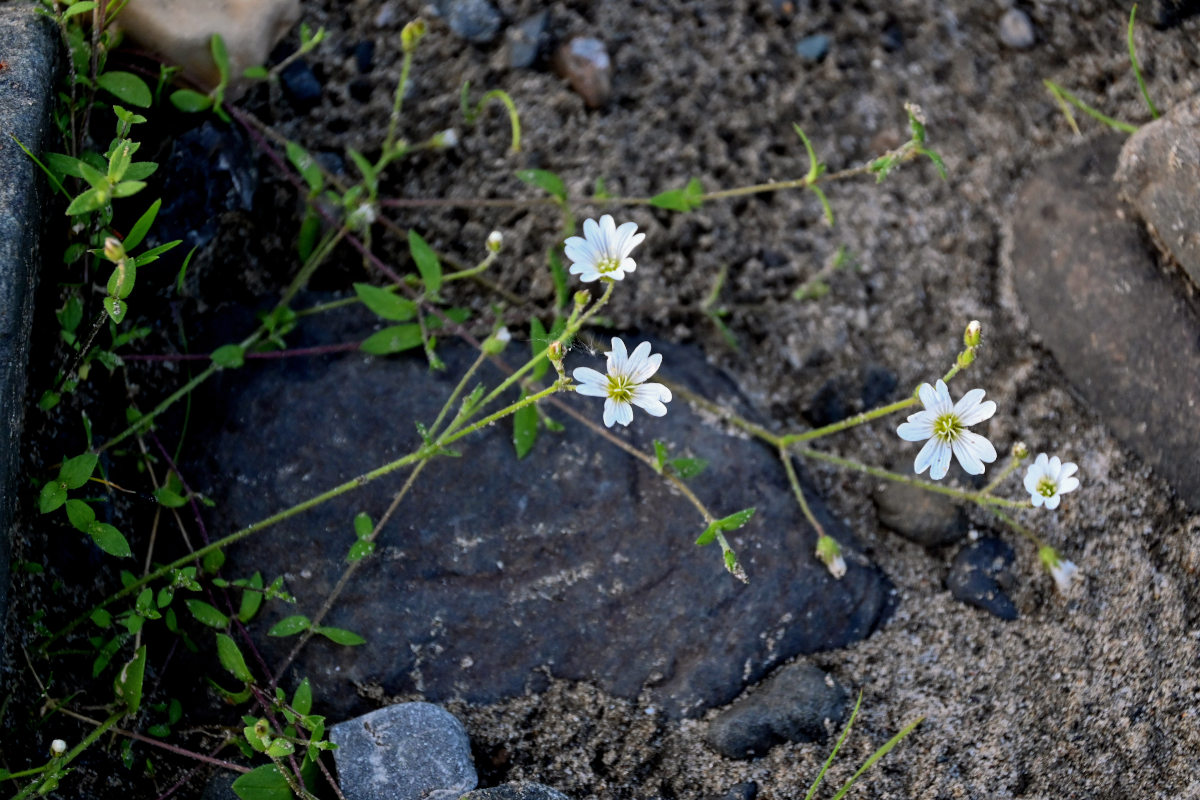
[442, 250, 498, 282]
[663, 382, 782, 445]
[988, 508, 1046, 548]
[782, 396, 919, 445]
[384, 47, 414, 154]
[778, 445, 826, 538]
[981, 454, 1023, 495]
[794, 447, 1028, 508]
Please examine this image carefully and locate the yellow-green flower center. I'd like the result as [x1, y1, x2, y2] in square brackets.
[1037, 476, 1058, 498]
[596, 256, 619, 274]
[607, 373, 634, 403]
[933, 413, 963, 442]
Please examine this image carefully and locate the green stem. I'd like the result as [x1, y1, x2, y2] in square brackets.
[276, 226, 348, 311]
[980, 453, 1024, 495]
[442, 250, 497, 283]
[427, 349, 489, 437]
[385, 48, 414, 153]
[778, 444, 826, 538]
[988, 508, 1045, 548]
[781, 396, 918, 445]
[1043, 80, 1138, 135]
[477, 89, 522, 152]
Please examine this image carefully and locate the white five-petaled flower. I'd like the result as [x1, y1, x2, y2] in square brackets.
[564, 215, 645, 283]
[572, 337, 671, 427]
[896, 379, 997, 480]
[1023, 453, 1080, 510]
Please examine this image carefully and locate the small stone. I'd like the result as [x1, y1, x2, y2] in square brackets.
[704, 663, 849, 759]
[433, 0, 503, 44]
[794, 34, 831, 62]
[461, 783, 571, 800]
[553, 37, 612, 109]
[353, 40, 375, 73]
[713, 783, 758, 800]
[279, 58, 322, 109]
[507, 10, 549, 69]
[331, 703, 477, 800]
[998, 9, 1035, 50]
[1116, 92, 1200, 288]
[872, 480, 967, 548]
[373, 1, 399, 28]
[116, 0, 300, 92]
[947, 538, 1018, 620]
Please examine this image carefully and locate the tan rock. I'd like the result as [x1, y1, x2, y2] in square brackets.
[116, 0, 300, 92]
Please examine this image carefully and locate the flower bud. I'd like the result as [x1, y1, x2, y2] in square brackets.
[103, 237, 125, 263]
[401, 19, 427, 52]
[481, 326, 510, 355]
[964, 319, 981, 347]
[1038, 546, 1080, 594]
[1011, 441, 1029, 460]
[486, 230, 503, 253]
[815, 535, 846, 579]
[432, 128, 458, 149]
[50, 739, 67, 757]
[573, 290, 590, 310]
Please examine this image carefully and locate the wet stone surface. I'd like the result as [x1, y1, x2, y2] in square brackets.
[189, 309, 894, 719]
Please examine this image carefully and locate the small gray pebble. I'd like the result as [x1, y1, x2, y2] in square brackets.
[795, 34, 830, 62]
[999, 9, 1036, 49]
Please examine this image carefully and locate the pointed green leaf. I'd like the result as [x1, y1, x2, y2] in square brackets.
[652, 440, 668, 473]
[60, 452, 98, 489]
[315, 626, 366, 646]
[113, 645, 148, 715]
[237, 572, 264, 623]
[231, 764, 292, 800]
[123, 198, 161, 251]
[268, 615, 311, 637]
[97, 71, 152, 108]
[65, 499, 96, 531]
[669, 457, 708, 479]
[353, 283, 417, 321]
[185, 599, 230, 629]
[530, 317, 550, 381]
[39, 481, 67, 514]
[346, 540, 375, 563]
[66, 187, 107, 215]
[104, 297, 128, 324]
[211, 344, 245, 368]
[360, 324, 423, 355]
[120, 161, 158, 182]
[210, 34, 230, 85]
[695, 523, 718, 547]
[408, 230, 442, 294]
[216, 633, 254, 682]
[154, 486, 188, 508]
[353, 512, 373, 539]
[170, 89, 212, 113]
[515, 169, 566, 202]
[716, 507, 756, 531]
[107, 260, 136, 299]
[286, 141, 324, 193]
[292, 678, 313, 716]
[650, 178, 704, 212]
[513, 393, 538, 459]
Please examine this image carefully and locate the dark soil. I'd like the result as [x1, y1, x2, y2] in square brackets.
[5, 1, 1200, 799]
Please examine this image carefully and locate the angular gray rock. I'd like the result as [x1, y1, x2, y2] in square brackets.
[0, 5, 59, 671]
[462, 783, 570, 800]
[872, 479, 967, 547]
[190, 310, 894, 720]
[1008, 134, 1200, 508]
[704, 663, 849, 759]
[1116, 92, 1200, 289]
[330, 702, 477, 800]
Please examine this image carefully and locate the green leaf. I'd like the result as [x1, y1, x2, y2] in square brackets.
[185, 599, 230, 629]
[268, 615, 311, 637]
[407, 230, 442, 294]
[211, 344, 246, 368]
[231, 764, 293, 800]
[105, 297, 128, 324]
[529, 317, 549, 381]
[346, 148, 376, 188]
[60, 452, 98, 489]
[113, 645, 148, 715]
[112, 180, 146, 198]
[360, 324, 423, 355]
[97, 71, 152, 108]
[108, 139, 133, 181]
[243, 65, 270, 79]
[62, 2, 98, 20]
[170, 89, 213, 113]
[315, 626, 366, 646]
[39, 481, 67, 514]
[515, 169, 566, 203]
[513, 393, 538, 459]
[286, 141, 324, 194]
[353, 283, 416, 321]
[238, 572, 264, 623]
[43, 151, 86, 180]
[210, 34, 230, 86]
[716, 507, 756, 531]
[107, 260, 136, 300]
[649, 177, 704, 212]
[669, 457, 708, 479]
[65, 499, 96, 531]
[120, 160, 158, 181]
[353, 512, 373, 539]
[653, 440, 668, 472]
[154, 486, 188, 508]
[548, 248, 569, 309]
[266, 739, 295, 758]
[297, 212, 320, 261]
[131, 239, 181, 267]
[216, 633, 254, 682]
[346, 539, 375, 563]
[695, 524, 719, 547]
[91, 608, 113, 628]
[66, 187, 107, 215]
[123, 198, 162, 251]
[292, 678, 313, 716]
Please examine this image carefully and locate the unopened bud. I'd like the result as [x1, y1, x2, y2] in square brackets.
[486, 230, 503, 253]
[482, 326, 510, 355]
[401, 19, 427, 52]
[103, 237, 125, 263]
[815, 535, 846, 580]
[432, 128, 458, 149]
[573, 290, 590, 310]
[1012, 441, 1030, 460]
[50, 739, 67, 757]
[964, 320, 981, 348]
[956, 349, 975, 369]
[547, 340, 563, 360]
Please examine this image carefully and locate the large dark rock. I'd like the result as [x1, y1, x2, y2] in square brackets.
[1009, 135, 1200, 509]
[0, 5, 59, 669]
[946, 538, 1018, 621]
[462, 783, 570, 800]
[190, 310, 893, 719]
[1116, 92, 1200, 290]
[704, 663, 849, 759]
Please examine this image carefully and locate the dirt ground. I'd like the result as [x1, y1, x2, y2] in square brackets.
[8, 0, 1200, 798]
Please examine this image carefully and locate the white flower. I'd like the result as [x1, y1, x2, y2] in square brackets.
[1023, 453, 1080, 510]
[896, 379, 997, 480]
[564, 215, 645, 283]
[50, 739, 67, 757]
[1039, 546, 1080, 594]
[572, 337, 671, 427]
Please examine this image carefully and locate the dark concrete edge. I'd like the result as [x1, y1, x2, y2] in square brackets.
[0, 5, 61, 671]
